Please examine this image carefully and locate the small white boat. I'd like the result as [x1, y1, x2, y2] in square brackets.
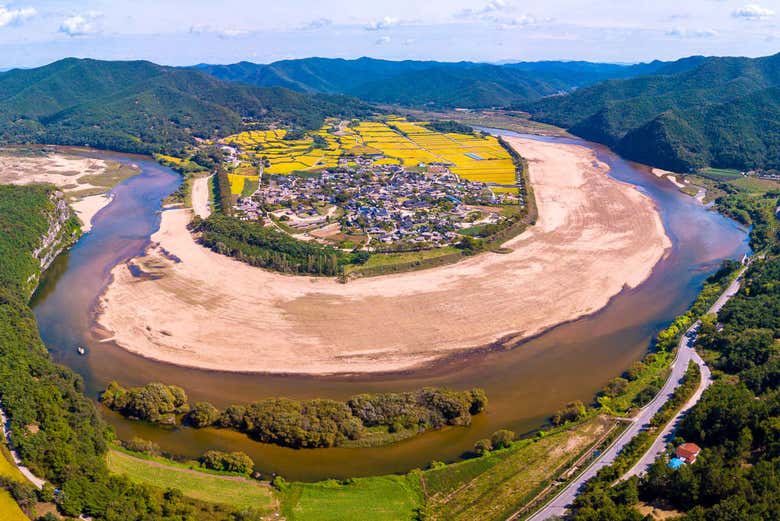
[77, 346, 86, 355]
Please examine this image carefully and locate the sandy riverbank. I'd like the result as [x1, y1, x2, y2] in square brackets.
[0, 149, 137, 232]
[95, 137, 671, 375]
[71, 193, 113, 233]
[191, 175, 212, 218]
[651, 167, 687, 189]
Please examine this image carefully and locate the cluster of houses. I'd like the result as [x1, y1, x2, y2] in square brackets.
[234, 157, 518, 249]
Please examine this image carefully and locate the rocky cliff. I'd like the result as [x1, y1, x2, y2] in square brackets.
[27, 191, 80, 293]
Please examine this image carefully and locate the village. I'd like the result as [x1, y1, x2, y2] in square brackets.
[233, 155, 523, 250]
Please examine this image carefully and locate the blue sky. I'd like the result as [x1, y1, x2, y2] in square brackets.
[1, 0, 778, 68]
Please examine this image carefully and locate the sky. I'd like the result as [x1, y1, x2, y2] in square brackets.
[0, 0, 778, 68]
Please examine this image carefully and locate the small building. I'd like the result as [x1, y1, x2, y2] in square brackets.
[675, 443, 702, 464]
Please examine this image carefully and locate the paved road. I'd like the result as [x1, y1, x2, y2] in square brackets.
[621, 271, 743, 479]
[527, 269, 745, 521]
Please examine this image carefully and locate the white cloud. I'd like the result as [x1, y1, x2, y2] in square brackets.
[189, 25, 248, 39]
[0, 5, 36, 28]
[495, 14, 553, 29]
[456, 0, 510, 19]
[732, 4, 775, 20]
[300, 18, 332, 30]
[375, 35, 391, 45]
[60, 12, 102, 36]
[365, 16, 398, 31]
[666, 27, 718, 38]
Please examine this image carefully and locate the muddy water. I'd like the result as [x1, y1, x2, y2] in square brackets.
[31, 135, 749, 481]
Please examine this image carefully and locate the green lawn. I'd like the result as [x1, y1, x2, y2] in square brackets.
[107, 449, 276, 512]
[281, 475, 423, 521]
[728, 176, 780, 193]
[699, 168, 743, 181]
[0, 492, 28, 521]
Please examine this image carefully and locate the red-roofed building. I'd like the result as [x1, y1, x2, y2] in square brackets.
[675, 443, 702, 464]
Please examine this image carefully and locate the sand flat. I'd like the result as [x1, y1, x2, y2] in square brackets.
[95, 137, 671, 374]
[0, 150, 136, 232]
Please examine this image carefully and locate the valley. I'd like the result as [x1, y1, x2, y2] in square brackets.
[0, 34, 776, 520]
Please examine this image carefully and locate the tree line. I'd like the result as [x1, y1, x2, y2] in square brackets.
[193, 214, 369, 276]
[101, 382, 487, 449]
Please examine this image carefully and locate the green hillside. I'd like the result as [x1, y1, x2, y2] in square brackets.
[525, 53, 780, 171]
[194, 56, 702, 109]
[0, 58, 375, 154]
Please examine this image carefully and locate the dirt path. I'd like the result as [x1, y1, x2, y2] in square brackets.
[191, 175, 212, 218]
[95, 137, 671, 375]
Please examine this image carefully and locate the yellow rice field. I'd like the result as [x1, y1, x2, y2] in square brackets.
[222, 118, 518, 193]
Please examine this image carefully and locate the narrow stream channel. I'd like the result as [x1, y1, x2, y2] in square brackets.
[31, 135, 749, 481]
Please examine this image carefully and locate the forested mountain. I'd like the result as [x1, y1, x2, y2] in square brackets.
[0, 58, 374, 154]
[193, 56, 702, 109]
[524, 53, 780, 171]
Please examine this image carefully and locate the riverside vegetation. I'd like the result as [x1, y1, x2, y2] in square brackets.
[0, 185, 276, 520]
[101, 382, 488, 449]
[553, 190, 780, 520]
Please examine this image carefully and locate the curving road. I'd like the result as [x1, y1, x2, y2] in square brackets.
[527, 268, 745, 521]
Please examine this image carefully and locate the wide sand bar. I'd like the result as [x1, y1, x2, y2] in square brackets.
[95, 138, 671, 374]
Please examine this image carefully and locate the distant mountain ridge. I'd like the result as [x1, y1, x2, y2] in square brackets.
[192, 56, 705, 109]
[0, 58, 374, 153]
[524, 52, 780, 171]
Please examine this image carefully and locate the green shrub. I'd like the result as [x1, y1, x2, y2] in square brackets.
[122, 437, 161, 456]
[473, 438, 492, 456]
[186, 402, 220, 427]
[200, 450, 254, 475]
[490, 429, 516, 450]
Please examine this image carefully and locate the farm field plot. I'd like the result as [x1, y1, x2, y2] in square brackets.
[107, 449, 276, 512]
[280, 474, 423, 521]
[221, 118, 519, 194]
[1, 441, 31, 520]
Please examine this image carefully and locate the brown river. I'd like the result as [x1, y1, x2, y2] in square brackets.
[31, 134, 749, 481]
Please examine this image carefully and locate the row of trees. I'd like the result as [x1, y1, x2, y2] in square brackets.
[102, 383, 487, 449]
[193, 214, 366, 276]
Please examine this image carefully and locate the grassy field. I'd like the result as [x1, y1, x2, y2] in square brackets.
[698, 167, 742, 181]
[280, 474, 423, 521]
[0, 492, 27, 521]
[107, 449, 276, 512]
[685, 172, 780, 203]
[1, 438, 30, 520]
[728, 176, 780, 193]
[422, 416, 614, 521]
